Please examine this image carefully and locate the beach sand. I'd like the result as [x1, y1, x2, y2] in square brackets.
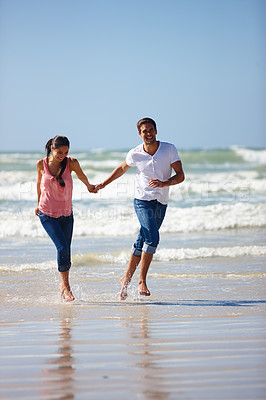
[1, 235, 266, 400]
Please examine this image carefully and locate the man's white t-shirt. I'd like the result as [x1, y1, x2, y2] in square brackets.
[126, 141, 180, 205]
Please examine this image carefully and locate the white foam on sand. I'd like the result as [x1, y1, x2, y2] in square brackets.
[2, 245, 265, 272]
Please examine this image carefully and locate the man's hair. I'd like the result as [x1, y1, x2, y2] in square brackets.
[136, 117, 157, 132]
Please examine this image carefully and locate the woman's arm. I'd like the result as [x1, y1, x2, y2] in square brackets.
[70, 158, 97, 193]
[35, 159, 43, 216]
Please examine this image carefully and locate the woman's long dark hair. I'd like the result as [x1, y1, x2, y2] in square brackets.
[45, 136, 70, 187]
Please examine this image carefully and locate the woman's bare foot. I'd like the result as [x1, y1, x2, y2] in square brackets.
[138, 280, 150, 296]
[119, 276, 129, 301]
[60, 284, 75, 302]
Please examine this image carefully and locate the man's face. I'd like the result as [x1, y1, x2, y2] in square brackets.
[139, 123, 157, 145]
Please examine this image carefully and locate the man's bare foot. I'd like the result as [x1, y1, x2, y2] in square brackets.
[119, 276, 129, 300]
[138, 280, 150, 296]
[60, 284, 75, 302]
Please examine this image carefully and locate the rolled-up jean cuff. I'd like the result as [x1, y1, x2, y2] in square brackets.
[143, 243, 157, 254]
[58, 263, 71, 273]
[131, 247, 142, 257]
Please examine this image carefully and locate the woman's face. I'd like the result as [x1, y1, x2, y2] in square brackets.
[51, 145, 69, 162]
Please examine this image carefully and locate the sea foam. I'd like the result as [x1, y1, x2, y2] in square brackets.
[0, 202, 265, 238]
[232, 146, 266, 165]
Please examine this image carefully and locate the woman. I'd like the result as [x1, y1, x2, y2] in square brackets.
[35, 135, 97, 302]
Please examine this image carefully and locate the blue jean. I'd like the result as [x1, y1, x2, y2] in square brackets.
[132, 199, 167, 256]
[39, 211, 74, 272]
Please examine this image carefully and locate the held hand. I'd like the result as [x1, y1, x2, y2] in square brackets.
[88, 184, 99, 193]
[94, 183, 105, 191]
[148, 179, 164, 188]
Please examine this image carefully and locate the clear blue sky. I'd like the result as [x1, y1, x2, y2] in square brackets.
[0, 0, 265, 151]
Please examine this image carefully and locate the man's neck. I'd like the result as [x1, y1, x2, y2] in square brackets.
[143, 140, 159, 156]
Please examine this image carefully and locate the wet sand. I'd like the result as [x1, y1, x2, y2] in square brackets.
[1, 260, 266, 400]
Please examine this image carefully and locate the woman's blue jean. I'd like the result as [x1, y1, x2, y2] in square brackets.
[39, 211, 74, 272]
[132, 199, 167, 256]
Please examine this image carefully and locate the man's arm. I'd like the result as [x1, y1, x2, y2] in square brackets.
[97, 160, 131, 189]
[148, 160, 185, 188]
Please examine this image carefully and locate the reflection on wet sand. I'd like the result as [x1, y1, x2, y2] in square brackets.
[122, 306, 171, 400]
[41, 311, 75, 400]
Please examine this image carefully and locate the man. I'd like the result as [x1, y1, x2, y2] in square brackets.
[96, 117, 185, 300]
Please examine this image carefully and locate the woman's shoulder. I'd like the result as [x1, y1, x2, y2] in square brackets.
[69, 157, 78, 162]
[36, 158, 44, 169]
[69, 157, 79, 166]
[69, 157, 80, 172]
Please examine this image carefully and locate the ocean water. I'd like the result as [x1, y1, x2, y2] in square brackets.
[0, 145, 266, 301]
[1, 146, 266, 399]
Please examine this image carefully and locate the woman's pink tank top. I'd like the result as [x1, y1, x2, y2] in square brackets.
[39, 157, 73, 218]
